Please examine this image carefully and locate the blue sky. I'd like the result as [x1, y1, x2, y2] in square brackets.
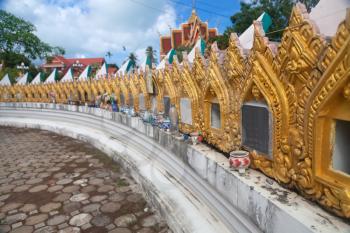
[0, 0, 242, 66]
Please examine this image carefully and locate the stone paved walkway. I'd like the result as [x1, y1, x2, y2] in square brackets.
[0, 127, 170, 233]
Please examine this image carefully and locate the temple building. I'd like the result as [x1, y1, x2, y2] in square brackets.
[42, 56, 105, 77]
[159, 10, 218, 59]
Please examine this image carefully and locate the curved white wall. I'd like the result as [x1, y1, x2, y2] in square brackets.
[0, 103, 348, 233]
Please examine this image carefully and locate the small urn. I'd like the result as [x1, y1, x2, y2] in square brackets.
[190, 132, 199, 145]
[229, 150, 251, 174]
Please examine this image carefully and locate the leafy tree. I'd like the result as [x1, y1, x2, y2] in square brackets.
[0, 67, 18, 83]
[229, 0, 320, 40]
[210, 0, 320, 49]
[208, 34, 230, 50]
[145, 46, 157, 64]
[28, 65, 38, 82]
[175, 45, 192, 63]
[105, 51, 112, 61]
[128, 52, 138, 68]
[90, 62, 101, 77]
[0, 10, 65, 68]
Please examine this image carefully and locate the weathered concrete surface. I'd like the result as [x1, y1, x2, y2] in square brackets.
[0, 103, 349, 233]
[0, 127, 169, 233]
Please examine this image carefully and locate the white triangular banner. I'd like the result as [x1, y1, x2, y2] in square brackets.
[78, 66, 90, 81]
[61, 68, 74, 82]
[16, 73, 29, 85]
[31, 73, 42, 84]
[0, 74, 11, 86]
[45, 69, 57, 84]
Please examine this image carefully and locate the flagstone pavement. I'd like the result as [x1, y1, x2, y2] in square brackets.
[0, 127, 171, 233]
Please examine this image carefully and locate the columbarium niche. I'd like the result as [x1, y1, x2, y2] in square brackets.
[333, 119, 350, 175]
[204, 87, 222, 130]
[305, 38, 350, 217]
[180, 97, 192, 125]
[311, 81, 350, 185]
[129, 93, 134, 108]
[163, 96, 171, 117]
[120, 93, 125, 107]
[210, 100, 221, 129]
[242, 101, 272, 158]
[151, 96, 157, 114]
[139, 94, 146, 111]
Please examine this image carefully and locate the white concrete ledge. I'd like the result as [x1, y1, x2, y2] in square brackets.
[0, 102, 349, 233]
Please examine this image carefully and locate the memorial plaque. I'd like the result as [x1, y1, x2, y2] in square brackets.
[211, 103, 221, 129]
[333, 119, 350, 175]
[163, 96, 171, 117]
[242, 102, 272, 158]
[180, 98, 192, 125]
[120, 93, 125, 106]
[129, 93, 134, 107]
[139, 94, 145, 110]
[151, 96, 157, 114]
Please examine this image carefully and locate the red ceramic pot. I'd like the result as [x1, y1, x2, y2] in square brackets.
[229, 150, 250, 174]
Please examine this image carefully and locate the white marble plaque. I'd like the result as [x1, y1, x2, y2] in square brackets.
[129, 94, 134, 107]
[211, 103, 221, 129]
[151, 96, 157, 113]
[163, 96, 171, 116]
[333, 119, 350, 175]
[120, 93, 125, 106]
[180, 98, 192, 125]
[139, 94, 145, 110]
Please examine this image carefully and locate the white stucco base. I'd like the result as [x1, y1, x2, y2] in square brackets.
[0, 103, 349, 233]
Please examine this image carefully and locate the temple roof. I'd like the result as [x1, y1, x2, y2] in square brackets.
[188, 9, 201, 24]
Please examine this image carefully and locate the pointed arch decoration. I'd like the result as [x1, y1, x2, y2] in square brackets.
[177, 59, 201, 133]
[119, 76, 130, 107]
[129, 73, 142, 112]
[111, 77, 121, 105]
[239, 23, 290, 183]
[163, 64, 181, 111]
[137, 71, 151, 111]
[154, 70, 165, 113]
[302, 12, 350, 218]
[224, 33, 246, 150]
[202, 44, 235, 152]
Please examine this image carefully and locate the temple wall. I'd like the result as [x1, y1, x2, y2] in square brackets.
[0, 103, 349, 233]
[1, 3, 350, 219]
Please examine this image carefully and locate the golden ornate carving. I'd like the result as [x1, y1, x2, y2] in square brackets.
[344, 82, 350, 100]
[302, 10, 350, 217]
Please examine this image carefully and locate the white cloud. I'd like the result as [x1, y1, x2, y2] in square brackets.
[2, 0, 177, 65]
